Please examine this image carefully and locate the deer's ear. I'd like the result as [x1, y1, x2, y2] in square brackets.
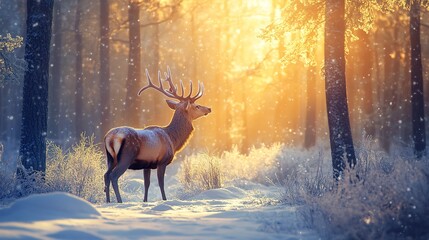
[185, 101, 191, 111]
[166, 100, 178, 110]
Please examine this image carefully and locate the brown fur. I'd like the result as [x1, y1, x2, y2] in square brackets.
[164, 109, 194, 152]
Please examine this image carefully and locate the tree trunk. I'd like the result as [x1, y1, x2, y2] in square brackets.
[390, 21, 402, 141]
[48, 0, 62, 141]
[19, 0, 54, 173]
[304, 66, 316, 149]
[345, 41, 356, 121]
[274, 0, 288, 143]
[324, 0, 356, 180]
[75, 0, 84, 138]
[380, 33, 394, 152]
[402, 29, 412, 142]
[221, 0, 232, 150]
[357, 30, 375, 137]
[151, 8, 161, 123]
[213, 1, 226, 150]
[410, 0, 426, 158]
[191, 12, 197, 85]
[99, 0, 110, 137]
[125, 0, 141, 127]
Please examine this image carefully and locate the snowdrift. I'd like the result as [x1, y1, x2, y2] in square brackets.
[0, 192, 101, 222]
[193, 186, 247, 200]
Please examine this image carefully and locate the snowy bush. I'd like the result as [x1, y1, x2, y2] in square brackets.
[45, 135, 106, 203]
[0, 142, 16, 200]
[0, 33, 25, 85]
[0, 159, 47, 201]
[0, 143, 47, 200]
[179, 140, 429, 238]
[285, 138, 429, 239]
[178, 144, 284, 195]
[0, 135, 106, 204]
[179, 153, 222, 194]
[272, 146, 331, 204]
[222, 144, 282, 184]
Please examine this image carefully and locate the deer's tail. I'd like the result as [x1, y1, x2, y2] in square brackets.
[105, 135, 125, 168]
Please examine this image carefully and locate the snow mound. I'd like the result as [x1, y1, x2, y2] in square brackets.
[193, 187, 247, 200]
[122, 178, 144, 193]
[151, 203, 173, 211]
[0, 192, 101, 222]
[165, 199, 204, 206]
[48, 230, 102, 240]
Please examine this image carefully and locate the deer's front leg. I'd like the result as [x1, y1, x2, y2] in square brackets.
[143, 169, 151, 202]
[157, 165, 167, 200]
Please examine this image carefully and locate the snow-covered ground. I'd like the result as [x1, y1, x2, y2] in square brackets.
[0, 162, 319, 240]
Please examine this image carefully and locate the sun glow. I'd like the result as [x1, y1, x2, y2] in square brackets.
[50, 0, 328, 153]
[245, 0, 272, 13]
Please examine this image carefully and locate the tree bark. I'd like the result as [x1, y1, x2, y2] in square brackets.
[402, 28, 412, 142]
[19, 0, 54, 172]
[380, 32, 394, 152]
[304, 66, 316, 149]
[410, 0, 426, 158]
[48, 0, 62, 141]
[220, 0, 232, 150]
[75, 0, 84, 138]
[125, 0, 141, 127]
[357, 30, 375, 137]
[150, 6, 161, 123]
[99, 0, 110, 137]
[213, 1, 226, 150]
[324, 0, 356, 180]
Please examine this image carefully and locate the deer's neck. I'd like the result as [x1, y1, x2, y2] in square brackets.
[164, 110, 194, 152]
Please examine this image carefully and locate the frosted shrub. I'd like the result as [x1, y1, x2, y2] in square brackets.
[178, 144, 284, 195]
[46, 135, 106, 203]
[290, 139, 429, 239]
[0, 161, 47, 201]
[0, 143, 16, 200]
[0, 135, 106, 203]
[0, 150, 47, 200]
[0, 171, 13, 200]
[222, 144, 282, 184]
[179, 153, 222, 193]
[275, 146, 331, 204]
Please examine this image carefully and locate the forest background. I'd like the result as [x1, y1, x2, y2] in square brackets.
[1, 0, 428, 162]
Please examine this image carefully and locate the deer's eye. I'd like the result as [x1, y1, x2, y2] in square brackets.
[196, 105, 200, 109]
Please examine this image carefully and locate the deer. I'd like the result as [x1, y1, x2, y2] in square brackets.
[103, 67, 211, 203]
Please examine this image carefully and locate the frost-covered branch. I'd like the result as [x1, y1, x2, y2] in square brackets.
[0, 34, 26, 85]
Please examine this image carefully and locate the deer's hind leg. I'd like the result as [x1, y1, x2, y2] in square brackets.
[110, 144, 138, 203]
[104, 149, 115, 203]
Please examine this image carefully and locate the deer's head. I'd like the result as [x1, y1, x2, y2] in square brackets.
[138, 67, 211, 121]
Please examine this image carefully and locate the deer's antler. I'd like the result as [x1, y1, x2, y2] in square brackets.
[138, 66, 204, 103]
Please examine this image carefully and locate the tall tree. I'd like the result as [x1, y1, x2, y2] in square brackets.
[19, 0, 54, 172]
[151, 3, 161, 123]
[75, 0, 84, 137]
[409, 0, 426, 158]
[357, 30, 375, 137]
[48, 0, 63, 141]
[303, 65, 317, 149]
[125, 0, 141, 127]
[99, 0, 111, 137]
[325, 0, 356, 179]
[380, 26, 395, 152]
